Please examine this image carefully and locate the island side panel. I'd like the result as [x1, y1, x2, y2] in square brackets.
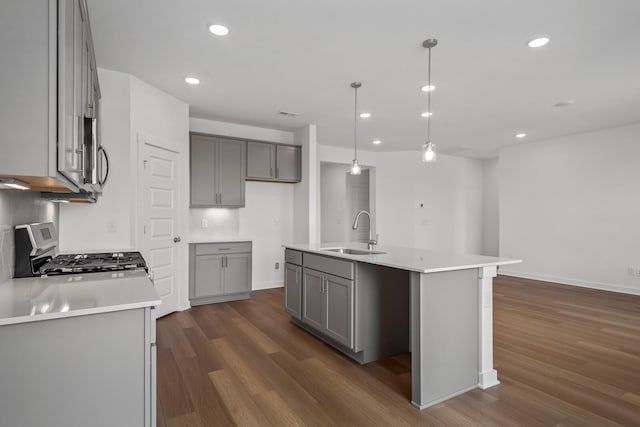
[410, 269, 479, 409]
[478, 265, 499, 388]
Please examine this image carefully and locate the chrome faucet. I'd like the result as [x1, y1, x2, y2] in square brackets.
[352, 210, 378, 250]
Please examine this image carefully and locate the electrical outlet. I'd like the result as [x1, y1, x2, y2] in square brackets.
[201, 218, 208, 228]
[275, 262, 280, 270]
[627, 266, 640, 277]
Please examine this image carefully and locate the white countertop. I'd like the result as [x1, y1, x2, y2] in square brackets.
[188, 236, 252, 244]
[0, 270, 161, 326]
[284, 242, 522, 274]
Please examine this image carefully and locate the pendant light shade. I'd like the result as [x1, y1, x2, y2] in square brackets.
[350, 82, 362, 175]
[422, 38, 438, 163]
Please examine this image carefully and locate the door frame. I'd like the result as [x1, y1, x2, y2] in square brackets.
[136, 131, 189, 314]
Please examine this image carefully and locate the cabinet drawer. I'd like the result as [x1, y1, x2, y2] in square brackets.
[195, 242, 252, 255]
[285, 249, 302, 266]
[303, 253, 354, 280]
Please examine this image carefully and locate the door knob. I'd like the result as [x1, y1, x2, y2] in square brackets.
[173, 237, 181, 243]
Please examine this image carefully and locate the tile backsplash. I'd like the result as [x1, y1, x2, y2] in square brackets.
[0, 190, 58, 283]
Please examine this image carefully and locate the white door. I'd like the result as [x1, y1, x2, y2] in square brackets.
[140, 140, 180, 318]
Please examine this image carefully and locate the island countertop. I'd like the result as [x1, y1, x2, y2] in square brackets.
[0, 270, 160, 326]
[284, 242, 521, 274]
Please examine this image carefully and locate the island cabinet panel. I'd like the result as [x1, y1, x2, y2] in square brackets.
[189, 242, 252, 305]
[324, 272, 354, 348]
[302, 268, 325, 330]
[301, 265, 355, 350]
[284, 262, 302, 319]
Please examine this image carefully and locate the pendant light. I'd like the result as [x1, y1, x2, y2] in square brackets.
[422, 39, 438, 163]
[350, 81, 362, 175]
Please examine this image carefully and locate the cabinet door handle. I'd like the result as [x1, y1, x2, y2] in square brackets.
[276, 167, 279, 178]
[270, 167, 273, 177]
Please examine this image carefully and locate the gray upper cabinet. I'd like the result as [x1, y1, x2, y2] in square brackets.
[246, 141, 276, 180]
[276, 145, 301, 181]
[0, 0, 100, 193]
[190, 133, 246, 208]
[246, 141, 301, 183]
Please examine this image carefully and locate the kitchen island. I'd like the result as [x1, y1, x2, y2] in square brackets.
[0, 270, 160, 427]
[283, 242, 521, 409]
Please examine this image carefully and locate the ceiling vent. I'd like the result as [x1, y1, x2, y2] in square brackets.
[277, 110, 299, 118]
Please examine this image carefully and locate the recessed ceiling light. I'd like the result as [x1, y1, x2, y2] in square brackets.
[185, 77, 200, 85]
[359, 112, 371, 119]
[208, 24, 229, 36]
[515, 133, 527, 138]
[372, 140, 382, 145]
[421, 112, 432, 117]
[553, 100, 576, 108]
[421, 85, 436, 92]
[527, 37, 550, 48]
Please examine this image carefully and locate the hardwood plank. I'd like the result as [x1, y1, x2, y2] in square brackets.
[208, 369, 272, 426]
[156, 347, 195, 420]
[155, 275, 640, 426]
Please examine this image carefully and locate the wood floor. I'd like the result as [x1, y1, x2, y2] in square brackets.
[156, 275, 640, 426]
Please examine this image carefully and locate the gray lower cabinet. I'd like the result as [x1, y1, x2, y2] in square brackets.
[190, 133, 246, 207]
[246, 141, 301, 183]
[286, 250, 410, 365]
[190, 242, 252, 305]
[0, 307, 156, 427]
[301, 267, 354, 349]
[284, 262, 302, 319]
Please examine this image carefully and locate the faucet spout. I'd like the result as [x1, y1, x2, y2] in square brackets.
[352, 210, 377, 250]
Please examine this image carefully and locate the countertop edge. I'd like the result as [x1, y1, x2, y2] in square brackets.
[0, 298, 162, 327]
[283, 244, 523, 273]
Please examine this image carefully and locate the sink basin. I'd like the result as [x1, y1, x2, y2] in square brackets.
[324, 248, 386, 255]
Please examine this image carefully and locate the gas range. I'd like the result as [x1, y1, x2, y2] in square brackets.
[39, 252, 148, 276]
[14, 222, 148, 278]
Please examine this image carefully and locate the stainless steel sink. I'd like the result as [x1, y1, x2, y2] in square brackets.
[324, 248, 386, 255]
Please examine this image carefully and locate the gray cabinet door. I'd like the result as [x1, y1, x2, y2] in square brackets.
[190, 134, 217, 206]
[224, 253, 251, 294]
[324, 272, 354, 348]
[247, 141, 276, 179]
[302, 268, 324, 331]
[217, 138, 246, 207]
[284, 263, 302, 319]
[276, 145, 301, 182]
[194, 254, 224, 297]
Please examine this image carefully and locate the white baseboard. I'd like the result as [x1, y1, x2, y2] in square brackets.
[499, 269, 640, 296]
[252, 280, 284, 291]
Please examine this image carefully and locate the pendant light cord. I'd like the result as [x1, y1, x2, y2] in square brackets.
[427, 45, 432, 143]
[354, 85, 358, 159]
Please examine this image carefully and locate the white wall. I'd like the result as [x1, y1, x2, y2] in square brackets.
[188, 117, 296, 290]
[59, 68, 191, 307]
[0, 191, 57, 283]
[320, 163, 350, 242]
[293, 125, 318, 244]
[499, 123, 640, 295]
[375, 151, 485, 254]
[59, 69, 132, 252]
[482, 158, 499, 256]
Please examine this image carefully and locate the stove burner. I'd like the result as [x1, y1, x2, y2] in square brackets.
[39, 252, 148, 276]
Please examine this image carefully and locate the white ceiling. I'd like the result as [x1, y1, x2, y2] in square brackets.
[87, 0, 640, 158]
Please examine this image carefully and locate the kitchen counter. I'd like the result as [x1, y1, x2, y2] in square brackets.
[0, 270, 160, 326]
[284, 242, 522, 410]
[284, 242, 521, 273]
[188, 236, 252, 243]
